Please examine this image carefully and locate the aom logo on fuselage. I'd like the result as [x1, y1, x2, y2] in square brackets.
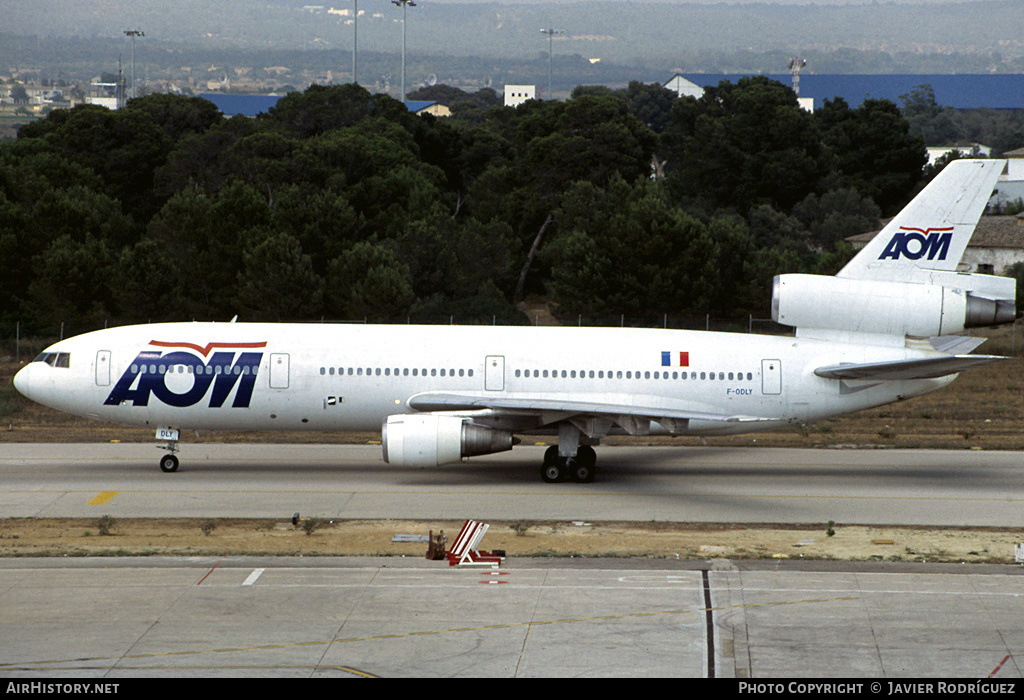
[104, 341, 267, 408]
[878, 226, 955, 261]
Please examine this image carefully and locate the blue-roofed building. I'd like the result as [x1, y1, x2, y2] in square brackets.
[404, 100, 451, 117]
[665, 74, 1024, 110]
[199, 93, 283, 117]
[199, 93, 450, 118]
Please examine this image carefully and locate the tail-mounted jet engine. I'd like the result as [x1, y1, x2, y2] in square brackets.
[772, 273, 1016, 337]
[382, 414, 516, 467]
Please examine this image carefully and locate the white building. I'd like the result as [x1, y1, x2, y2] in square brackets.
[85, 82, 123, 110]
[663, 74, 703, 99]
[926, 143, 992, 166]
[993, 148, 1024, 211]
[504, 85, 536, 107]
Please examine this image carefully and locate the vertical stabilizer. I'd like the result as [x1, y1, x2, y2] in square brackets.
[837, 159, 1004, 282]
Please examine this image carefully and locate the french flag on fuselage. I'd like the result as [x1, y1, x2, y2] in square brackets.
[661, 351, 690, 367]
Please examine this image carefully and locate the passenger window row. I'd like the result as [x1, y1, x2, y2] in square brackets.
[128, 364, 256, 376]
[317, 364, 752, 382]
[319, 366, 475, 378]
[514, 368, 755, 381]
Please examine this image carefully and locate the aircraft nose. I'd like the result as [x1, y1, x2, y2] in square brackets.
[13, 364, 33, 399]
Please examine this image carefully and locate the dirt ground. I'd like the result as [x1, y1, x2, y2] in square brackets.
[3, 324, 1024, 563]
[1, 518, 1022, 564]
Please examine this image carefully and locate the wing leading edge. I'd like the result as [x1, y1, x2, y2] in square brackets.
[813, 354, 1006, 381]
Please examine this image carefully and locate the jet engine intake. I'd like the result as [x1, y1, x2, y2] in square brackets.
[382, 414, 516, 467]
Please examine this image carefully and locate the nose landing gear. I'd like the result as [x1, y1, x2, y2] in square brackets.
[159, 453, 180, 473]
[156, 427, 180, 472]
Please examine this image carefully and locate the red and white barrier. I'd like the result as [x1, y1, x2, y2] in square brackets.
[446, 519, 504, 568]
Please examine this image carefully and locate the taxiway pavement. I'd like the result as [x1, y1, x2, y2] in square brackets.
[1, 556, 1023, 678]
[1, 443, 1023, 526]
[3, 442, 1024, 678]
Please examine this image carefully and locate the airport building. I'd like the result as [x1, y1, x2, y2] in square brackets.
[664, 73, 1024, 111]
[197, 92, 449, 118]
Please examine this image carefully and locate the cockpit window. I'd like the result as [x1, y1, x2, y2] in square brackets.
[32, 352, 70, 368]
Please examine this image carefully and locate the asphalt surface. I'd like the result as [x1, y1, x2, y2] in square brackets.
[2, 442, 1024, 679]
[2, 443, 1024, 526]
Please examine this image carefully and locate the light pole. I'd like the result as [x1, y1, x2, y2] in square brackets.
[124, 29, 144, 101]
[391, 0, 417, 103]
[540, 28, 562, 100]
[352, 0, 358, 84]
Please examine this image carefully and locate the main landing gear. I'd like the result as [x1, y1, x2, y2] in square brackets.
[541, 444, 597, 483]
[540, 422, 598, 483]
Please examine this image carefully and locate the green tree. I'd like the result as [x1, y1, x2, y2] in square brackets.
[663, 76, 830, 215]
[325, 241, 415, 321]
[17, 104, 172, 224]
[406, 84, 502, 120]
[25, 235, 118, 324]
[791, 187, 881, 250]
[466, 95, 657, 298]
[138, 182, 269, 319]
[816, 97, 927, 215]
[900, 84, 960, 146]
[544, 179, 729, 319]
[1003, 262, 1024, 308]
[270, 185, 362, 272]
[265, 83, 411, 139]
[154, 114, 259, 197]
[623, 81, 677, 134]
[236, 230, 324, 321]
[127, 93, 223, 141]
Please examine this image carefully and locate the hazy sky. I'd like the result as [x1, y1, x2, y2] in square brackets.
[7, 0, 1019, 70]
[424, 0, 1002, 3]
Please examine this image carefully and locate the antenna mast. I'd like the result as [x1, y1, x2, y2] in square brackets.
[789, 57, 806, 97]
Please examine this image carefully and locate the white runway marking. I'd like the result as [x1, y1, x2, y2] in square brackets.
[242, 568, 265, 586]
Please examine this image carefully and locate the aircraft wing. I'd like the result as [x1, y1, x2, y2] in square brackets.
[407, 392, 772, 424]
[814, 354, 1006, 381]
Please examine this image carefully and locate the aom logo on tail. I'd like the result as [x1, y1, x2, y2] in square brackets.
[878, 226, 955, 261]
[104, 341, 267, 408]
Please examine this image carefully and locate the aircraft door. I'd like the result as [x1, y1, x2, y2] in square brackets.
[485, 355, 505, 391]
[269, 353, 290, 389]
[95, 350, 111, 386]
[761, 359, 782, 395]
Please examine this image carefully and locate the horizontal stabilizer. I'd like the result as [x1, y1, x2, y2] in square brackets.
[407, 392, 770, 424]
[814, 354, 1006, 381]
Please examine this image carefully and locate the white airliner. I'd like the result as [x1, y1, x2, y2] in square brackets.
[13, 159, 1016, 482]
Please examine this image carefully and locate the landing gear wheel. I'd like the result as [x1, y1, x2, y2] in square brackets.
[159, 454, 180, 473]
[540, 445, 598, 483]
[571, 445, 597, 483]
[541, 446, 564, 483]
[541, 463, 564, 482]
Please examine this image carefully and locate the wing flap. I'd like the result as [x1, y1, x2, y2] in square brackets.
[406, 392, 771, 424]
[928, 335, 987, 355]
[814, 354, 1006, 381]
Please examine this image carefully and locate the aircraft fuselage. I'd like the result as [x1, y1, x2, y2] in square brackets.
[14, 322, 952, 437]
